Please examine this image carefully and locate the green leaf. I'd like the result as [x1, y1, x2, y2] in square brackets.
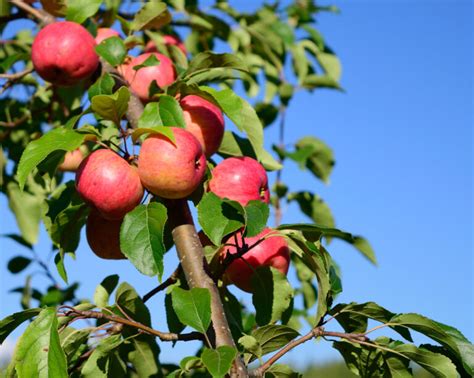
[391, 343, 458, 377]
[279, 223, 376, 264]
[88, 72, 115, 100]
[60, 327, 91, 365]
[115, 282, 152, 325]
[183, 52, 248, 82]
[180, 356, 203, 372]
[251, 266, 293, 326]
[94, 274, 119, 308]
[201, 346, 237, 378]
[120, 203, 168, 279]
[10, 307, 68, 378]
[66, 0, 102, 24]
[244, 200, 269, 237]
[171, 287, 211, 334]
[7, 256, 31, 274]
[288, 192, 335, 230]
[301, 74, 341, 90]
[0, 308, 41, 344]
[389, 313, 474, 374]
[266, 364, 301, 378]
[54, 252, 68, 284]
[158, 95, 186, 128]
[138, 102, 163, 128]
[238, 335, 261, 360]
[131, 126, 175, 144]
[201, 87, 281, 171]
[197, 192, 245, 246]
[132, 53, 161, 71]
[95, 36, 126, 67]
[7, 181, 43, 245]
[128, 336, 161, 377]
[130, 1, 171, 31]
[165, 292, 185, 334]
[17, 128, 86, 190]
[316, 51, 342, 82]
[246, 325, 299, 363]
[91, 86, 130, 125]
[329, 302, 412, 341]
[81, 335, 125, 377]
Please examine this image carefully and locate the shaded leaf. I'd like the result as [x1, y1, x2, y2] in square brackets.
[7, 256, 31, 274]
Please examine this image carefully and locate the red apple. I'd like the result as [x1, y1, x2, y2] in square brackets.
[208, 157, 270, 206]
[145, 34, 187, 55]
[138, 127, 206, 199]
[76, 149, 144, 220]
[31, 21, 99, 86]
[86, 209, 125, 260]
[222, 228, 290, 293]
[58, 148, 85, 172]
[95, 28, 120, 44]
[180, 95, 225, 157]
[120, 53, 176, 101]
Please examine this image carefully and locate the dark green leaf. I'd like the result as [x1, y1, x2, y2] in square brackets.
[81, 334, 125, 377]
[120, 203, 168, 279]
[7, 256, 31, 274]
[0, 308, 41, 344]
[197, 192, 245, 246]
[131, 1, 171, 31]
[88, 73, 115, 100]
[17, 128, 85, 190]
[91, 86, 130, 125]
[251, 267, 293, 326]
[1, 234, 33, 250]
[115, 282, 152, 326]
[165, 291, 185, 334]
[9, 307, 68, 377]
[279, 223, 376, 264]
[201, 346, 237, 378]
[158, 95, 186, 128]
[171, 287, 211, 334]
[95, 37, 126, 67]
[246, 325, 299, 363]
[202, 87, 281, 171]
[66, 0, 102, 24]
[183, 52, 248, 81]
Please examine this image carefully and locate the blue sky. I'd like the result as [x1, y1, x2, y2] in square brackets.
[1, 0, 472, 369]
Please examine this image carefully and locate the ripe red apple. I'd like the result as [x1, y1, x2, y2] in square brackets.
[208, 157, 270, 206]
[76, 149, 144, 220]
[145, 34, 187, 55]
[58, 148, 85, 172]
[138, 127, 206, 199]
[120, 53, 176, 101]
[86, 210, 125, 260]
[222, 228, 290, 293]
[180, 95, 225, 157]
[95, 28, 120, 44]
[31, 21, 99, 86]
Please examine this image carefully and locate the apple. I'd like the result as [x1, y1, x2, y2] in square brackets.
[180, 95, 225, 157]
[120, 53, 176, 101]
[145, 34, 187, 55]
[76, 149, 144, 220]
[86, 210, 125, 260]
[95, 28, 120, 44]
[208, 157, 270, 206]
[222, 228, 290, 293]
[31, 21, 99, 86]
[58, 147, 85, 172]
[138, 127, 206, 199]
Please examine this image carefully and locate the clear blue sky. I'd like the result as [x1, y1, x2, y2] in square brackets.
[1, 0, 472, 369]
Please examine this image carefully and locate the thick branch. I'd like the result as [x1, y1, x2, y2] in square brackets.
[59, 306, 202, 342]
[167, 199, 248, 377]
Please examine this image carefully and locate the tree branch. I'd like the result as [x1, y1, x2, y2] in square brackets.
[167, 199, 248, 377]
[10, 0, 55, 25]
[59, 306, 203, 342]
[143, 265, 181, 303]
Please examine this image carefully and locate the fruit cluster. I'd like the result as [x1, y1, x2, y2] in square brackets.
[31, 21, 290, 293]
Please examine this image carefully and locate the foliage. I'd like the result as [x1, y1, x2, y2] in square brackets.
[0, 0, 472, 377]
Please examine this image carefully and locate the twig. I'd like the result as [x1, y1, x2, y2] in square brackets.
[143, 266, 181, 303]
[253, 327, 369, 376]
[59, 306, 203, 342]
[0, 113, 30, 128]
[0, 67, 33, 80]
[10, 0, 55, 25]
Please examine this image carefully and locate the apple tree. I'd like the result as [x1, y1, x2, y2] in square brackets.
[0, 1, 472, 377]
